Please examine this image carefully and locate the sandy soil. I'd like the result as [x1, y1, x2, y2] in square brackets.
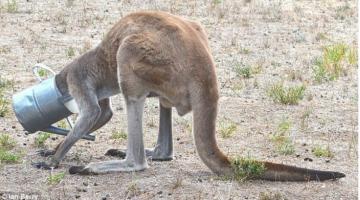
[0, 0, 357, 199]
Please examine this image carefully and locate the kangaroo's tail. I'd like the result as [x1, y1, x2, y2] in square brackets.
[191, 90, 345, 181]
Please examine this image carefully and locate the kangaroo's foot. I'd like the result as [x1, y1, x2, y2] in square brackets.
[31, 156, 59, 170]
[105, 148, 173, 161]
[69, 159, 148, 175]
[36, 149, 56, 157]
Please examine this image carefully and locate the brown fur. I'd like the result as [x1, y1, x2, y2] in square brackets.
[49, 11, 345, 181]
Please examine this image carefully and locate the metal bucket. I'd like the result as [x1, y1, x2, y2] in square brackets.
[13, 76, 72, 132]
[12, 64, 95, 141]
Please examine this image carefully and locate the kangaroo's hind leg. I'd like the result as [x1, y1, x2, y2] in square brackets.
[105, 100, 173, 161]
[69, 96, 148, 174]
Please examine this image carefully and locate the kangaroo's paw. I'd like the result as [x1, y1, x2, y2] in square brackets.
[69, 160, 148, 175]
[104, 149, 126, 159]
[69, 165, 98, 175]
[31, 161, 58, 170]
[105, 148, 173, 161]
[36, 149, 56, 157]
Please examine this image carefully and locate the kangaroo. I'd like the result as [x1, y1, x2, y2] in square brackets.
[33, 11, 345, 181]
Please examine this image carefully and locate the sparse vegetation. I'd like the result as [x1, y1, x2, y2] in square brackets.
[300, 108, 312, 130]
[66, 47, 75, 58]
[37, 68, 49, 78]
[312, 145, 333, 158]
[270, 119, 295, 155]
[125, 181, 140, 198]
[57, 119, 68, 129]
[6, 0, 18, 13]
[147, 117, 156, 128]
[231, 80, 244, 92]
[0, 149, 20, 164]
[234, 64, 262, 79]
[230, 156, 266, 181]
[259, 191, 287, 200]
[218, 120, 237, 138]
[276, 142, 295, 155]
[111, 130, 127, 140]
[172, 177, 183, 189]
[0, 134, 15, 150]
[81, 39, 92, 54]
[0, 134, 20, 164]
[0, 77, 11, 117]
[34, 132, 51, 147]
[0, 94, 9, 117]
[212, 0, 222, 5]
[65, 0, 75, 7]
[236, 66, 252, 78]
[239, 47, 251, 54]
[315, 33, 327, 41]
[347, 46, 357, 66]
[313, 43, 356, 83]
[267, 83, 305, 105]
[47, 172, 65, 185]
[0, 77, 12, 89]
[335, 4, 351, 20]
[286, 69, 303, 81]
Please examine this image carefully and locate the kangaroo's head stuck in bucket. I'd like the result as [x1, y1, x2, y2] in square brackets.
[12, 64, 95, 141]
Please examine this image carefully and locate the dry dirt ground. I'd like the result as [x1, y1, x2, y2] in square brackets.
[0, 0, 358, 199]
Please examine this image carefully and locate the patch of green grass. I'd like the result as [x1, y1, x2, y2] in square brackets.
[57, 119, 68, 129]
[270, 119, 295, 155]
[322, 43, 347, 76]
[218, 120, 237, 138]
[313, 58, 329, 82]
[212, 0, 222, 5]
[47, 172, 65, 185]
[335, 5, 351, 20]
[235, 66, 252, 78]
[277, 119, 291, 135]
[37, 68, 49, 78]
[234, 64, 262, 79]
[267, 83, 305, 105]
[0, 94, 9, 117]
[66, 47, 75, 58]
[34, 132, 51, 147]
[111, 130, 127, 140]
[0, 77, 12, 89]
[6, 0, 18, 13]
[0, 149, 20, 164]
[230, 156, 266, 181]
[313, 43, 356, 83]
[239, 47, 251, 54]
[347, 47, 357, 66]
[0, 134, 15, 150]
[0, 77, 11, 117]
[276, 142, 295, 155]
[312, 146, 333, 158]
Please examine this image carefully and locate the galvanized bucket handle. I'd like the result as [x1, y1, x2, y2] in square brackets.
[32, 64, 74, 129]
[32, 63, 56, 82]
